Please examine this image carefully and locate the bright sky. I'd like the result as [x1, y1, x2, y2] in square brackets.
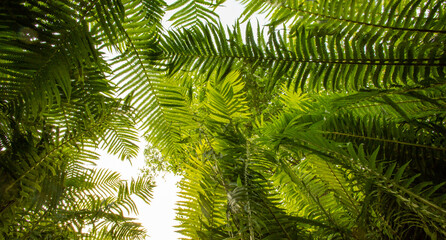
[95, 145, 183, 240]
[96, 1, 265, 239]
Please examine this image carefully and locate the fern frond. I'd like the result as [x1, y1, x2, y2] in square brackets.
[0, 0, 108, 118]
[330, 85, 446, 120]
[166, 0, 223, 29]
[161, 21, 445, 93]
[205, 71, 251, 125]
[346, 144, 446, 237]
[263, 100, 446, 238]
[241, 0, 446, 34]
[175, 142, 229, 239]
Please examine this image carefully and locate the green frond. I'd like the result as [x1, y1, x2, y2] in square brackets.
[166, 0, 223, 29]
[175, 142, 229, 239]
[106, 0, 198, 159]
[3, 160, 152, 239]
[330, 85, 446, 121]
[3, 0, 446, 239]
[262, 98, 446, 238]
[321, 113, 446, 182]
[100, 110, 139, 160]
[176, 139, 302, 239]
[241, 0, 446, 34]
[0, 0, 109, 118]
[346, 144, 446, 237]
[308, 155, 361, 216]
[116, 176, 154, 213]
[205, 71, 251, 125]
[161, 20, 445, 94]
[272, 157, 354, 237]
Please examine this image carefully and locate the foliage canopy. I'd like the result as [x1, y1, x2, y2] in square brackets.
[1, 0, 446, 239]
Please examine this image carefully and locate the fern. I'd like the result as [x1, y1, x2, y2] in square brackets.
[241, 0, 446, 33]
[262, 95, 446, 238]
[166, 0, 223, 28]
[3, 0, 446, 238]
[160, 20, 445, 95]
[0, 1, 149, 237]
[346, 144, 446, 237]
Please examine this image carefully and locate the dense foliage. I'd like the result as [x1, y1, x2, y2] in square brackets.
[1, 0, 446, 239]
[0, 0, 155, 239]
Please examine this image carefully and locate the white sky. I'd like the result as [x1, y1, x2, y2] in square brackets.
[95, 146, 183, 240]
[96, 1, 266, 239]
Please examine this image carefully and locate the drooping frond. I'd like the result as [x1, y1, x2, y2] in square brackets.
[329, 85, 446, 121]
[175, 142, 229, 239]
[27, 165, 152, 240]
[0, 0, 109, 118]
[64, 169, 153, 240]
[161, 20, 445, 93]
[240, 0, 446, 34]
[0, 96, 141, 231]
[271, 156, 357, 238]
[346, 144, 446, 238]
[106, 0, 202, 160]
[0, 1, 148, 237]
[174, 72, 306, 239]
[262, 92, 446, 238]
